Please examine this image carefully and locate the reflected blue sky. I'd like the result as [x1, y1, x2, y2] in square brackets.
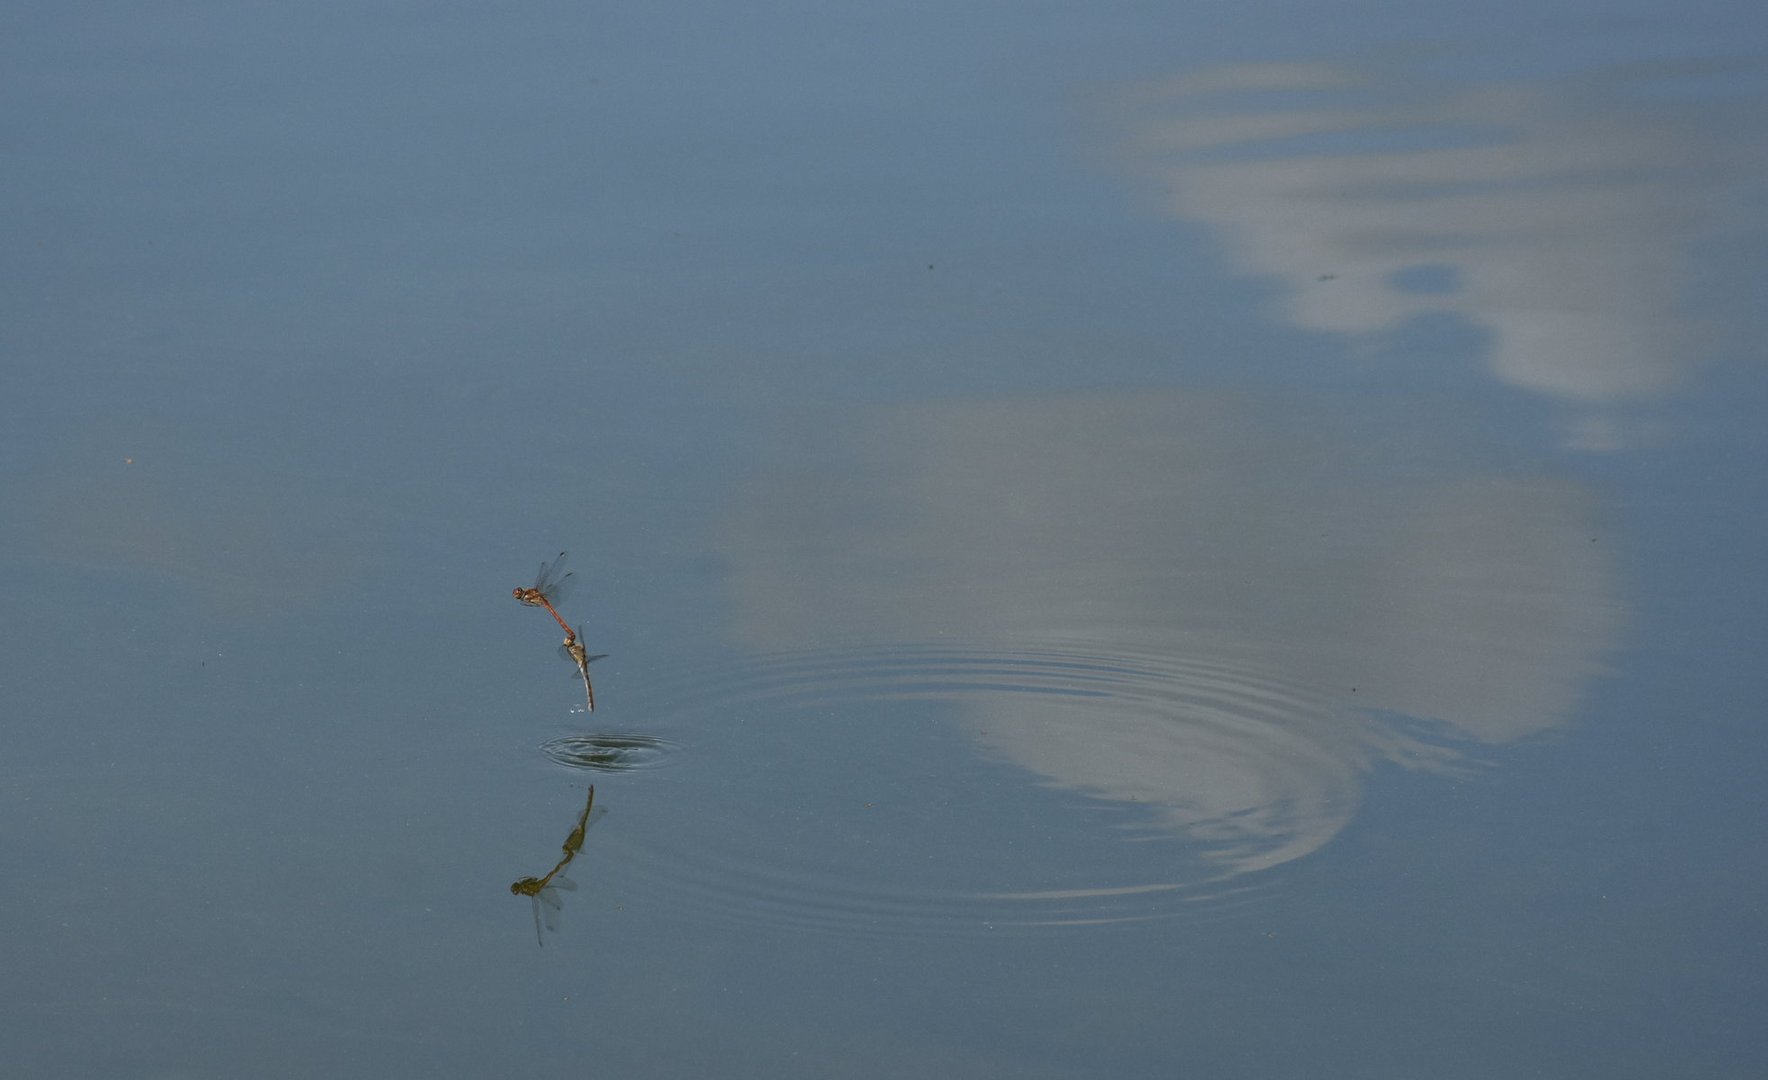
[3, 2, 1766, 1077]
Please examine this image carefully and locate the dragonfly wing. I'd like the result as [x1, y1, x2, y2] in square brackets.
[557, 645, 607, 667]
[538, 878, 572, 932]
[534, 552, 575, 602]
[533, 551, 569, 592]
[546, 571, 575, 604]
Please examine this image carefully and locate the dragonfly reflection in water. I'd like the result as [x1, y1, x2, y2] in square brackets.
[561, 626, 607, 713]
[518, 873, 576, 945]
[513, 551, 577, 641]
[510, 785, 600, 946]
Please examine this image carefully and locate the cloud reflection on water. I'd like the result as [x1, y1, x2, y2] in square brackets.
[721, 390, 1623, 878]
[1103, 59, 1758, 434]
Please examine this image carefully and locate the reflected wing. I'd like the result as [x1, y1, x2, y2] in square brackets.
[543, 876, 577, 899]
[538, 876, 575, 933]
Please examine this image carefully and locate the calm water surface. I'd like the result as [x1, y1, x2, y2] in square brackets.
[4, 2, 1766, 1077]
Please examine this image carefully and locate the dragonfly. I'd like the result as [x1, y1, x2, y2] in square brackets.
[512, 873, 576, 946]
[513, 551, 577, 642]
[560, 626, 608, 712]
[510, 785, 600, 946]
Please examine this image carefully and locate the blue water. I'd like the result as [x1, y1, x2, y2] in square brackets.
[4, 2, 1766, 1076]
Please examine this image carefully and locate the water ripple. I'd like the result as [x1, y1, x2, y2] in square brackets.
[616, 641, 1365, 938]
[538, 733, 680, 773]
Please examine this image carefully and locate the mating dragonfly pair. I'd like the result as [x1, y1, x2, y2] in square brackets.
[513, 551, 604, 713]
[510, 784, 602, 946]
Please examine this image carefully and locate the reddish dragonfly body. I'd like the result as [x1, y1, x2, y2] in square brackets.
[513, 551, 576, 642]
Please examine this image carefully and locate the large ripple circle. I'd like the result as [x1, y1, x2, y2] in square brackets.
[608, 642, 1364, 938]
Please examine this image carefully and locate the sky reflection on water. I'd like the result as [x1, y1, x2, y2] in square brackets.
[1104, 57, 1762, 421]
[715, 389, 1622, 889]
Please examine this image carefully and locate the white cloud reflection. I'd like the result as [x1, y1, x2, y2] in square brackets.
[721, 390, 1623, 877]
[1105, 60, 1757, 417]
